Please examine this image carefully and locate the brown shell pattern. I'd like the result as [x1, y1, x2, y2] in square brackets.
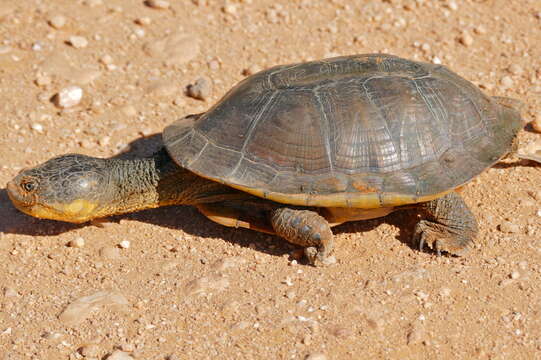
[163, 54, 523, 208]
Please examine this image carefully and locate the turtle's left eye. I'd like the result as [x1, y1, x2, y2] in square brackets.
[21, 180, 37, 192]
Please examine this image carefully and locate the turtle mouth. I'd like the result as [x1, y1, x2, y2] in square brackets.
[7, 181, 99, 223]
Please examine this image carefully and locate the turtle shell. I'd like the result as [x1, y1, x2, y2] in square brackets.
[163, 54, 522, 208]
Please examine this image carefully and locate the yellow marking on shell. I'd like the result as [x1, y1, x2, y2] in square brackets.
[323, 207, 396, 224]
[228, 183, 454, 208]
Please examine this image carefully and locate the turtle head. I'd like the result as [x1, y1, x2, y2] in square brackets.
[7, 154, 110, 223]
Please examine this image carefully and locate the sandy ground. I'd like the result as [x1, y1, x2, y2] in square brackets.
[1, 0, 541, 359]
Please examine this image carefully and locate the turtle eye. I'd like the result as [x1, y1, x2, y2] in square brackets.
[21, 179, 37, 193]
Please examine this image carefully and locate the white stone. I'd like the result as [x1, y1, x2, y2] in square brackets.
[48, 15, 66, 29]
[146, 0, 170, 9]
[69, 36, 88, 48]
[68, 237, 85, 248]
[55, 86, 83, 108]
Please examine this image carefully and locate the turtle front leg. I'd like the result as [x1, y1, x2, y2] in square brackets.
[271, 208, 334, 266]
[414, 192, 478, 256]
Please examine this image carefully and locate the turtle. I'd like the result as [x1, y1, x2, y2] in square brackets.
[7, 54, 527, 265]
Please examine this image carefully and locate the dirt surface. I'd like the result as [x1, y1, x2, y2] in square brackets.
[1, 0, 540, 359]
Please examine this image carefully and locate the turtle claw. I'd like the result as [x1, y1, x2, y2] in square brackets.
[304, 246, 318, 265]
[414, 222, 444, 256]
[304, 247, 336, 266]
[418, 233, 425, 252]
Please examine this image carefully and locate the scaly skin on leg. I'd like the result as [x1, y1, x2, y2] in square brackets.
[415, 192, 478, 256]
[271, 208, 334, 266]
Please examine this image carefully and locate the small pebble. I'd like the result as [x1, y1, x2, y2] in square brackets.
[55, 86, 83, 108]
[69, 36, 88, 48]
[42, 332, 63, 340]
[458, 32, 474, 47]
[474, 25, 487, 35]
[498, 221, 519, 234]
[100, 54, 113, 64]
[222, 4, 237, 14]
[4, 287, 17, 297]
[79, 344, 101, 357]
[145, 0, 170, 9]
[119, 343, 134, 352]
[305, 353, 327, 360]
[242, 64, 262, 76]
[68, 237, 85, 248]
[98, 136, 110, 146]
[119, 240, 130, 249]
[508, 64, 523, 76]
[500, 76, 514, 89]
[48, 15, 66, 29]
[446, 0, 458, 10]
[439, 287, 451, 297]
[35, 73, 52, 86]
[187, 77, 213, 101]
[106, 350, 133, 360]
[208, 59, 220, 70]
[510, 271, 520, 279]
[85, 0, 103, 6]
[286, 290, 296, 299]
[135, 17, 151, 25]
[31, 123, 44, 133]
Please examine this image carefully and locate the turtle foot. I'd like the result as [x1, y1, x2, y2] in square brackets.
[414, 220, 470, 256]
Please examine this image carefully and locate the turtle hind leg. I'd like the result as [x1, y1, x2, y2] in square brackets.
[271, 208, 335, 266]
[414, 192, 478, 256]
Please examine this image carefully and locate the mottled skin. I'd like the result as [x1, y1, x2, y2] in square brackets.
[7, 54, 528, 265]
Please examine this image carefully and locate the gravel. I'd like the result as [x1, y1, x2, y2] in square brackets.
[68, 35, 89, 48]
[106, 351, 134, 360]
[145, 0, 170, 9]
[305, 353, 327, 360]
[499, 220, 520, 233]
[187, 77, 213, 101]
[500, 76, 514, 88]
[68, 237, 85, 248]
[79, 344, 101, 357]
[458, 32, 474, 47]
[119, 240, 130, 249]
[48, 15, 66, 29]
[54, 86, 83, 108]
